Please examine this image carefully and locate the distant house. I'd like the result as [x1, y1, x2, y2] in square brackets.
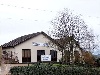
[2, 32, 62, 63]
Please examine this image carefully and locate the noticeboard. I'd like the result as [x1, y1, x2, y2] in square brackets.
[41, 55, 51, 61]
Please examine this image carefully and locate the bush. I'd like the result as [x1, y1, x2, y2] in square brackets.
[10, 63, 100, 75]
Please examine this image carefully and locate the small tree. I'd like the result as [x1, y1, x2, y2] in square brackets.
[81, 50, 95, 65]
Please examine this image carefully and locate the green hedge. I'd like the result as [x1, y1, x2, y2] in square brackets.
[10, 63, 100, 75]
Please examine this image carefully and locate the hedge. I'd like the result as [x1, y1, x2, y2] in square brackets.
[10, 63, 100, 75]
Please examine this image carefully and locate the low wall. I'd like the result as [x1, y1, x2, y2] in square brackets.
[9, 63, 30, 67]
[0, 62, 60, 75]
[0, 63, 31, 75]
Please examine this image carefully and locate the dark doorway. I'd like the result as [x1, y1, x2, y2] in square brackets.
[22, 49, 31, 63]
[50, 50, 57, 61]
[37, 50, 45, 62]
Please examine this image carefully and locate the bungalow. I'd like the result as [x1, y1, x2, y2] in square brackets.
[2, 32, 62, 63]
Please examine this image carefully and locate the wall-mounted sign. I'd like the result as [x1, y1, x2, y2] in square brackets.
[32, 42, 49, 47]
[41, 55, 51, 61]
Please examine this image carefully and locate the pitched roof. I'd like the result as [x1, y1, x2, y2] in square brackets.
[2, 31, 55, 49]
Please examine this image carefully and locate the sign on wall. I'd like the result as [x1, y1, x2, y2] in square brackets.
[32, 42, 49, 47]
[41, 55, 51, 61]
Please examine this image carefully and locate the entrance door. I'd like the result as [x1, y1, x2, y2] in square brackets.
[37, 50, 45, 62]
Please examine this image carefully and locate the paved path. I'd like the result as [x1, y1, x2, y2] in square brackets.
[0, 64, 11, 75]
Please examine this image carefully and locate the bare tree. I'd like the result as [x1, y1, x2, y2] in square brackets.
[50, 8, 97, 64]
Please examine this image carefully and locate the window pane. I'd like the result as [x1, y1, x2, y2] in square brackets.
[27, 50, 31, 57]
[22, 50, 24, 57]
[25, 50, 27, 57]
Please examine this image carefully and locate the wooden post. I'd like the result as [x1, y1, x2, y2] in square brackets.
[0, 46, 2, 66]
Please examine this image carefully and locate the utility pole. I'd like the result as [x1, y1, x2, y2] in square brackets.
[0, 46, 2, 66]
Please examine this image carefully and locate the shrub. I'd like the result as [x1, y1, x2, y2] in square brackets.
[10, 63, 100, 75]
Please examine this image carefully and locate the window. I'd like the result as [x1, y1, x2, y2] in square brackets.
[50, 50, 57, 61]
[22, 49, 31, 63]
[37, 50, 45, 62]
[65, 50, 70, 63]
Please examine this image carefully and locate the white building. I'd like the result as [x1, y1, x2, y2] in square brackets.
[2, 32, 62, 63]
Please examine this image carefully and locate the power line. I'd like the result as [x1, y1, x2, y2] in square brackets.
[0, 3, 55, 21]
[1, 3, 100, 22]
[0, 17, 41, 21]
[1, 4, 4, 5]
[0, 3, 53, 13]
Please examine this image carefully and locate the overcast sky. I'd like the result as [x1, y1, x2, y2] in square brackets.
[0, 0, 100, 54]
